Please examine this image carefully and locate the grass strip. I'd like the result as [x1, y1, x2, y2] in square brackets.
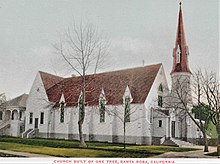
[0, 142, 154, 158]
[0, 136, 199, 157]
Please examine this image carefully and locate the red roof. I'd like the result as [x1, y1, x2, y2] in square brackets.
[40, 63, 161, 107]
[39, 71, 64, 90]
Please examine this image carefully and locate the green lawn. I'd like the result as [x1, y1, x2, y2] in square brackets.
[206, 122, 218, 138]
[0, 136, 198, 158]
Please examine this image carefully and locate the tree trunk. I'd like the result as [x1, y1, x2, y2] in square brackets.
[78, 120, 86, 147]
[78, 75, 87, 148]
[202, 130, 209, 152]
[123, 120, 126, 150]
[216, 124, 220, 156]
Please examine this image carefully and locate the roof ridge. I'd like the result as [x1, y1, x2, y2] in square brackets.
[63, 63, 162, 80]
[39, 71, 64, 79]
[46, 63, 162, 91]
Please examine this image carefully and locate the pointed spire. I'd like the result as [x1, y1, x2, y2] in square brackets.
[176, 1, 186, 48]
[171, 2, 191, 74]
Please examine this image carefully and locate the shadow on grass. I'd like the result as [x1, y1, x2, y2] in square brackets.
[0, 152, 25, 157]
[205, 152, 219, 157]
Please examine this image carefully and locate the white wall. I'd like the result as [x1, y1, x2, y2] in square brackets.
[152, 111, 168, 137]
[144, 65, 169, 138]
[26, 72, 51, 133]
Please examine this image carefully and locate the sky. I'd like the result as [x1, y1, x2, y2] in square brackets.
[0, 0, 219, 99]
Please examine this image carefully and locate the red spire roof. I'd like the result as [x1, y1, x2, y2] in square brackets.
[171, 3, 191, 74]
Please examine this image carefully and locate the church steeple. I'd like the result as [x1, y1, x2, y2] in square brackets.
[171, 2, 191, 74]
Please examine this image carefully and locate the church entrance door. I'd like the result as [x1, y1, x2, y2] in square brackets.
[34, 118, 39, 129]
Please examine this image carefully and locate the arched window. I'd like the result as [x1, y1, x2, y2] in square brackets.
[158, 84, 163, 107]
[159, 84, 163, 92]
[176, 45, 181, 63]
[124, 97, 131, 122]
[60, 102, 65, 123]
[99, 99, 105, 123]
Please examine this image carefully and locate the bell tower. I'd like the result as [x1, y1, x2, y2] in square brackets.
[170, 2, 192, 141]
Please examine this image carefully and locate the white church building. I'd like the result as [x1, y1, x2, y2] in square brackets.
[0, 4, 201, 146]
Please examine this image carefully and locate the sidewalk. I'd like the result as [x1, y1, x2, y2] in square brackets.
[0, 149, 53, 158]
[155, 146, 219, 158]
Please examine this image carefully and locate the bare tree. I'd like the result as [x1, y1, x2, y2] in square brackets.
[163, 71, 212, 152]
[107, 101, 141, 150]
[54, 21, 109, 147]
[0, 93, 6, 108]
[201, 71, 220, 155]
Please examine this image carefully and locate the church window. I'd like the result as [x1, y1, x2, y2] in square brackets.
[158, 95, 163, 107]
[124, 97, 131, 122]
[158, 83, 163, 107]
[40, 112, 44, 124]
[11, 112, 15, 120]
[29, 112, 33, 124]
[60, 102, 65, 123]
[19, 111, 22, 120]
[159, 120, 162, 127]
[149, 108, 153, 123]
[159, 84, 163, 92]
[99, 99, 105, 123]
[0, 111, 3, 120]
[176, 45, 181, 63]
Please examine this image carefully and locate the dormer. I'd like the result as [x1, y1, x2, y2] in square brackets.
[59, 93, 66, 105]
[123, 85, 133, 103]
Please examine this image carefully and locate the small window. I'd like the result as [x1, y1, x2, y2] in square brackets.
[60, 102, 65, 123]
[124, 97, 131, 123]
[159, 84, 163, 92]
[99, 99, 105, 123]
[149, 108, 153, 123]
[158, 95, 163, 107]
[40, 112, 44, 124]
[159, 120, 162, 127]
[0, 111, 3, 120]
[29, 112, 33, 124]
[176, 45, 181, 63]
[19, 111, 22, 120]
[11, 112, 15, 120]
